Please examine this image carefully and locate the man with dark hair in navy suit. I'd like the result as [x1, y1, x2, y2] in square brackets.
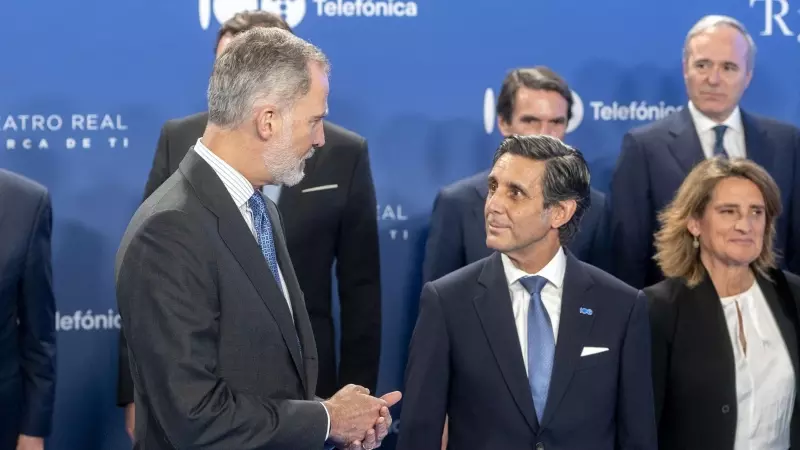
[398, 135, 656, 450]
[610, 14, 800, 289]
[0, 169, 56, 450]
[423, 66, 609, 285]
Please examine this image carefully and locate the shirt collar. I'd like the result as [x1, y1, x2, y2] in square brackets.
[501, 246, 567, 290]
[688, 100, 743, 134]
[193, 138, 255, 209]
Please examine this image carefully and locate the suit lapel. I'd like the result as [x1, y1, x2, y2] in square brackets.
[667, 109, 705, 175]
[473, 253, 539, 434]
[741, 112, 773, 171]
[539, 252, 595, 427]
[687, 276, 738, 403]
[266, 198, 318, 399]
[179, 150, 306, 387]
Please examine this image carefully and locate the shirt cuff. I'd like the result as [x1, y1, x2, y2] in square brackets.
[321, 401, 331, 441]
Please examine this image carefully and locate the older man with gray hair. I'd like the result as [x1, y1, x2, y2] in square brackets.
[115, 27, 399, 450]
[610, 14, 800, 289]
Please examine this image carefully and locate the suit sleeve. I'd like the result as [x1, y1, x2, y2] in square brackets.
[17, 189, 57, 438]
[422, 190, 466, 283]
[645, 290, 673, 428]
[117, 122, 173, 407]
[142, 122, 172, 201]
[610, 133, 654, 289]
[395, 283, 450, 450]
[116, 210, 328, 449]
[335, 138, 382, 393]
[616, 291, 658, 450]
[588, 192, 611, 272]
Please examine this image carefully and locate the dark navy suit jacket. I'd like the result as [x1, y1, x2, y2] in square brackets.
[422, 170, 609, 283]
[397, 250, 657, 450]
[611, 108, 800, 289]
[0, 169, 56, 447]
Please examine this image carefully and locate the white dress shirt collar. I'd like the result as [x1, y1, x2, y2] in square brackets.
[193, 138, 255, 208]
[501, 246, 567, 290]
[688, 100, 743, 135]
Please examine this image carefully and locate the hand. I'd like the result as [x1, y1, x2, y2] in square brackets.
[324, 385, 397, 447]
[343, 391, 401, 450]
[125, 403, 135, 439]
[16, 435, 44, 450]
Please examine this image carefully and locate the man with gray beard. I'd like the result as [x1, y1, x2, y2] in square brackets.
[115, 28, 398, 450]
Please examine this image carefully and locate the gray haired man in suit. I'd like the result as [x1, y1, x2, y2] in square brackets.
[115, 28, 399, 450]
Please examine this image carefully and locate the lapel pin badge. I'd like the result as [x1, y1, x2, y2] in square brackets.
[579, 307, 593, 316]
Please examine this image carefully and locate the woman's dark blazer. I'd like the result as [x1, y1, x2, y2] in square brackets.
[645, 268, 800, 450]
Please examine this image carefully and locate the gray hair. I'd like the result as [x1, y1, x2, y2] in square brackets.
[683, 15, 757, 71]
[207, 27, 330, 128]
[492, 134, 591, 244]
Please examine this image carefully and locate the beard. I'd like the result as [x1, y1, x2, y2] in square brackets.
[262, 124, 314, 187]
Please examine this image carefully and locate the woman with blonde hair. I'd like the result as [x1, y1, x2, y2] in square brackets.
[646, 157, 800, 450]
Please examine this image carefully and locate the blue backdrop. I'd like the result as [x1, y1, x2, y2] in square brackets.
[1, 0, 799, 448]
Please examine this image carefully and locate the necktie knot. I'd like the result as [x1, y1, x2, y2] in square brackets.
[248, 191, 267, 215]
[520, 275, 548, 296]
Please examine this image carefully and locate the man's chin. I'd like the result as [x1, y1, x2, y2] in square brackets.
[279, 168, 306, 187]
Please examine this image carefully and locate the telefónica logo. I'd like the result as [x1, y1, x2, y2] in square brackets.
[199, 0, 418, 30]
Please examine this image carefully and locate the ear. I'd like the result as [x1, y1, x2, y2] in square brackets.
[549, 199, 577, 230]
[744, 67, 753, 89]
[497, 116, 512, 137]
[687, 215, 701, 237]
[254, 104, 279, 141]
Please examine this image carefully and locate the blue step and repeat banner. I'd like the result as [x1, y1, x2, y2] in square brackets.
[1, 0, 799, 448]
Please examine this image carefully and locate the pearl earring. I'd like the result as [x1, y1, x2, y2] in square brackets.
[692, 236, 699, 249]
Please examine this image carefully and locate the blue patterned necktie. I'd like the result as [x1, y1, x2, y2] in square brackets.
[520, 275, 554, 423]
[248, 191, 282, 289]
[713, 125, 728, 158]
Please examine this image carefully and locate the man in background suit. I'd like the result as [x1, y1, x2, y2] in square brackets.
[115, 28, 397, 449]
[117, 11, 381, 436]
[0, 169, 56, 450]
[610, 15, 800, 289]
[398, 135, 656, 449]
[423, 67, 609, 284]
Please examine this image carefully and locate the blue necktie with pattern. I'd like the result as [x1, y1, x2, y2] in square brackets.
[248, 191, 282, 289]
[520, 275, 554, 423]
[713, 125, 728, 158]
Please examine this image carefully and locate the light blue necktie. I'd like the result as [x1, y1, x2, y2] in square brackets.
[713, 125, 728, 158]
[248, 191, 282, 288]
[520, 275, 554, 423]
[249, 191, 302, 355]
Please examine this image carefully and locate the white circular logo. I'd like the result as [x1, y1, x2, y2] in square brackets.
[567, 89, 583, 134]
[199, 0, 307, 30]
[260, 0, 307, 28]
[482, 87, 585, 135]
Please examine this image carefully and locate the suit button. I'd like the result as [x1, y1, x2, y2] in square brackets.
[721, 404, 730, 414]
[535, 443, 544, 450]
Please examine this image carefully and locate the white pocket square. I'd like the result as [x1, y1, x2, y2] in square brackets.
[580, 346, 609, 357]
[301, 184, 338, 193]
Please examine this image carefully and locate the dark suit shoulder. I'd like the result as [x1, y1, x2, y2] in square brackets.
[322, 121, 366, 150]
[625, 108, 685, 139]
[581, 261, 639, 299]
[744, 110, 800, 133]
[642, 277, 689, 317]
[779, 269, 800, 292]
[164, 111, 208, 134]
[438, 170, 489, 202]
[0, 169, 48, 200]
[427, 255, 490, 298]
